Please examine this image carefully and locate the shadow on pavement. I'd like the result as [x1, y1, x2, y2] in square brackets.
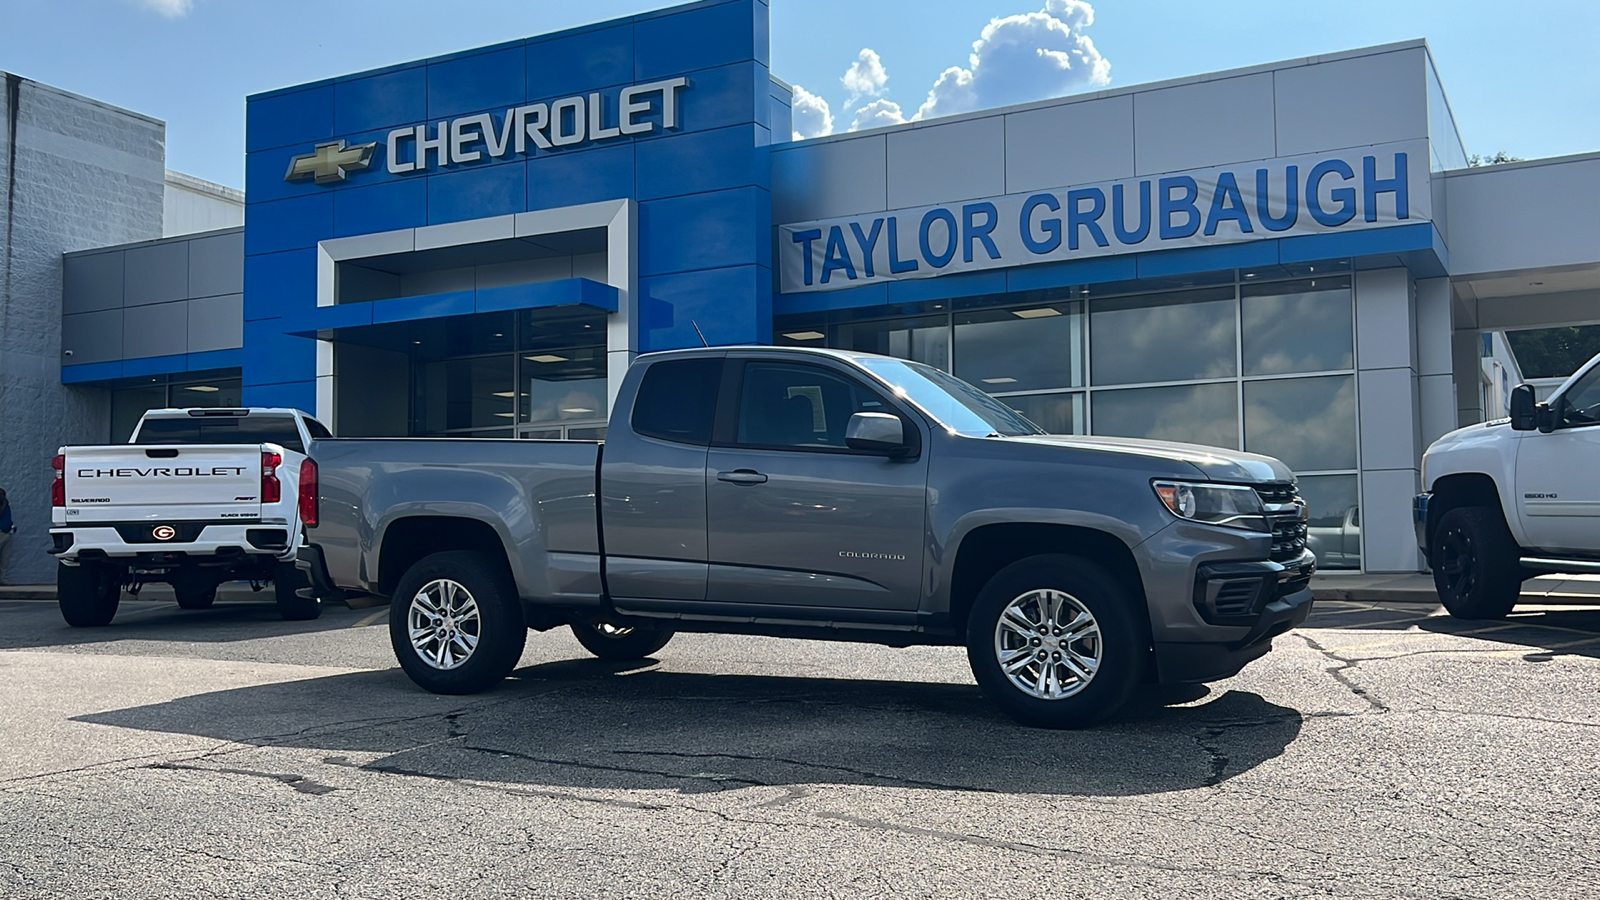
[0, 594, 379, 650]
[74, 657, 1302, 797]
[1306, 601, 1600, 661]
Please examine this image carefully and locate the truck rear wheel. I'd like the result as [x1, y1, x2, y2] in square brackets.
[274, 562, 321, 621]
[58, 562, 121, 627]
[965, 554, 1143, 729]
[570, 621, 675, 660]
[1433, 506, 1520, 620]
[389, 551, 525, 695]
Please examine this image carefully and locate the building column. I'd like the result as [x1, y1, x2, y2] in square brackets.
[1354, 268, 1424, 573]
[604, 200, 638, 414]
[1416, 278, 1458, 447]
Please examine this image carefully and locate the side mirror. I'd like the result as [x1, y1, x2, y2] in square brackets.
[845, 412, 909, 456]
[1509, 384, 1538, 431]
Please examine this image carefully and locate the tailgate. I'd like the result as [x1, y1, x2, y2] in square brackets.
[63, 444, 267, 523]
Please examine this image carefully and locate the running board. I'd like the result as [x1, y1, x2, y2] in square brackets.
[1521, 557, 1600, 574]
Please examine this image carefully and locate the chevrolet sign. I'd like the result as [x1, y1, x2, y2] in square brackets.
[283, 77, 689, 184]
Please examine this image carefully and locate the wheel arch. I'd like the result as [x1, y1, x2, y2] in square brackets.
[946, 522, 1150, 644]
[376, 516, 516, 598]
[1426, 473, 1508, 564]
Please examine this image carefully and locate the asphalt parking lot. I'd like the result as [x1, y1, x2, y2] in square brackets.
[2, 594, 1598, 899]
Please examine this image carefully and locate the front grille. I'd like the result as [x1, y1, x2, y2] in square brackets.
[1254, 482, 1309, 562]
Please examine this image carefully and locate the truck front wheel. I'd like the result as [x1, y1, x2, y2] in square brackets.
[58, 562, 122, 627]
[389, 551, 526, 694]
[965, 555, 1144, 729]
[1433, 507, 1520, 620]
[570, 621, 675, 660]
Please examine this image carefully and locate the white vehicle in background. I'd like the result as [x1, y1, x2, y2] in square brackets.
[1416, 351, 1600, 619]
[49, 408, 329, 626]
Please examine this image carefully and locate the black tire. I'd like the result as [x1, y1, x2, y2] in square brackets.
[1432, 506, 1520, 620]
[58, 562, 122, 627]
[966, 554, 1144, 729]
[570, 621, 675, 660]
[388, 551, 525, 694]
[274, 562, 321, 621]
[174, 584, 217, 610]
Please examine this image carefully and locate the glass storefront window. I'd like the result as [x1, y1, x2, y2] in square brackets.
[1000, 392, 1084, 434]
[1241, 277, 1354, 375]
[1243, 375, 1357, 472]
[1091, 382, 1240, 449]
[954, 301, 1082, 392]
[110, 383, 169, 443]
[833, 316, 951, 369]
[1300, 474, 1361, 569]
[1090, 288, 1236, 385]
[413, 355, 515, 433]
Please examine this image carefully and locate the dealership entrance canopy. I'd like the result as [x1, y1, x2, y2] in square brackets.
[39, 0, 1600, 576]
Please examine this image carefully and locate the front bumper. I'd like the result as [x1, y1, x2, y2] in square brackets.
[1154, 548, 1317, 684]
[50, 523, 295, 566]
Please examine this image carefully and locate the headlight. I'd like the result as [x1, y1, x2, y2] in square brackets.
[1152, 481, 1270, 533]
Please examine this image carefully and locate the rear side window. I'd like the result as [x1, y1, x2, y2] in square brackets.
[631, 359, 723, 446]
[135, 415, 306, 453]
[305, 418, 333, 440]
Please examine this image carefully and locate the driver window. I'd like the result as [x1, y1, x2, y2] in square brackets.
[1559, 368, 1600, 428]
[735, 362, 891, 450]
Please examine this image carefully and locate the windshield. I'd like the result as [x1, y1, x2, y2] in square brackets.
[855, 357, 1044, 437]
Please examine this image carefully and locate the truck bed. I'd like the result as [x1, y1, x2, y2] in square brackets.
[309, 438, 603, 599]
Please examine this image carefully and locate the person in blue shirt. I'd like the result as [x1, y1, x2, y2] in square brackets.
[0, 488, 13, 585]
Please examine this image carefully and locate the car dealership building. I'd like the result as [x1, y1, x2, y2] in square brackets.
[5, 0, 1600, 583]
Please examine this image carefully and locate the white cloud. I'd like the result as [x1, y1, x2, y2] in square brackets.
[849, 99, 908, 132]
[914, 0, 1111, 121]
[789, 85, 835, 140]
[841, 48, 890, 104]
[134, 0, 195, 17]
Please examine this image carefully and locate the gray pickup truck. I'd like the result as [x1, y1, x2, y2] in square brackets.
[299, 346, 1315, 728]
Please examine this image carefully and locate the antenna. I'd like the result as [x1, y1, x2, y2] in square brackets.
[691, 321, 709, 347]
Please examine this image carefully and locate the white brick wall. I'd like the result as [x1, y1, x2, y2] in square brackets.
[0, 74, 165, 584]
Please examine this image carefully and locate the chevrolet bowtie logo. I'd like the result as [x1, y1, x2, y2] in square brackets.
[284, 139, 377, 184]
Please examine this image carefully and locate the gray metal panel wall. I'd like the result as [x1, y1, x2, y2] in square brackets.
[769, 43, 1433, 226]
[61, 225, 245, 365]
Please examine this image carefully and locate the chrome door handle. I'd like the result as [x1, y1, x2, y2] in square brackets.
[716, 469, 768, 485]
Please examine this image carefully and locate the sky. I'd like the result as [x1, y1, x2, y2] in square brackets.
[0, 0, 1595, 189]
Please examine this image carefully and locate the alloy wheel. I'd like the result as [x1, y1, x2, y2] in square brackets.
[407, 579, 482, 671]
[993, 588, 1103, 700]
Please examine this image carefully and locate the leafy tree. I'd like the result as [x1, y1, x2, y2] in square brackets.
[1506, 325, 1600, 378]
[1467, 151, 1522, 167]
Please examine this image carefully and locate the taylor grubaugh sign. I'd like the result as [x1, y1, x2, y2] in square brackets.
[778, 140, 1430, 293]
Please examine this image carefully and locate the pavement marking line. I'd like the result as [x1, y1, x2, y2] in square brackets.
[354, 609, 389, 628]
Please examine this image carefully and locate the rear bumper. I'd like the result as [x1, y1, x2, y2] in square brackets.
[294, 543, 345, 600]
[50, 523, 295, 565]
[1153, 549, 1317, 684]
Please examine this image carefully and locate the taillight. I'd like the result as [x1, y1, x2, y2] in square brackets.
[51, 454, 65, 507]
[261, 450, 282, 504]
[298, 458, 318, 528]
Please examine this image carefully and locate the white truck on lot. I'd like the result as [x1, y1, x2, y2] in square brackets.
[49, 408, 329, 626]
[1417, 350, 1600, 619]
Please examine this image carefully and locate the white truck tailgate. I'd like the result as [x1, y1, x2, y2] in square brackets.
[63, 444, 267, 523]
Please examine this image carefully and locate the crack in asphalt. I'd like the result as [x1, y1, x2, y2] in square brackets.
[146, 761, 339, 795]
[1420, 707, 1600, 729]
[1298, 633, 1390, 713]
[607, 748, 994, 792]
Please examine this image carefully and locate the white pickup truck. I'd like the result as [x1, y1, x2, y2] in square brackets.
[49, 408, 329, 626]
[1417, 350, 1600, 619]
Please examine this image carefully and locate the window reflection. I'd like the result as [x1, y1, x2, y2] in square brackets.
[1300, 474, 1361, 569]
[1243, 375, 1357, 471]
[413, 356, 516, 433]
[954, 302, 1082, 392]
[833, 316, 951, 370]
[1090, 288, 1236, 385]
[1241, 277, 1354, 375]
[1091, 383, 1239, 449]
[1001, 392, 1084, 434]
